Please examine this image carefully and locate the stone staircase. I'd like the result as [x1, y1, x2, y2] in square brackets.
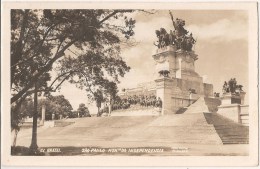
[19, 97, 248, 146]
[203, 113, 249, 144]
[114, 113, 223, 144]
[111, 104, 160, 116]
[181, 97, 248, 144]
[28, 113, 223, 145]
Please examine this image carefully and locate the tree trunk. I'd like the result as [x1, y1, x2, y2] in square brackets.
[12, 128, 19, 147]
[29, 81, 38, 154]
[11, 95, 27, 147]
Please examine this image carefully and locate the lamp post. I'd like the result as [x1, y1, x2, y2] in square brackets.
[189, 89, 192, 106]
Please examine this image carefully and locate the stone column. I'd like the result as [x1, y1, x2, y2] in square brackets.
[155, 77, 173, 115]
[239, 91, 246, 105]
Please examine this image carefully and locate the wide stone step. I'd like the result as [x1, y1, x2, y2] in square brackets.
[222, 141, 249, 144]
[221, 139, 249, 142]
[240, 116, 249, 120]
[111, 108, 160, 116]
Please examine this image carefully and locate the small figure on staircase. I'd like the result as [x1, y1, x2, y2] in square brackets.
[156, 97, 163, 108]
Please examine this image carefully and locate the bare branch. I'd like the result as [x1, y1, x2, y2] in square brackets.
[52, 73, 72, 92]
[49, 71, 72, 88]
[137, 9, 156, 14]
[99, 10, 133, 25]
[11, 39, 77, 104]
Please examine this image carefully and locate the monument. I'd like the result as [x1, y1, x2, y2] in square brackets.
[113, 11, 249, 120]
[115, 11, 215, 116]
[152, 11, 213, 115]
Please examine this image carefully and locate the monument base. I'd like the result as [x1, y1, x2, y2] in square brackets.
[155, 75, 213, 115]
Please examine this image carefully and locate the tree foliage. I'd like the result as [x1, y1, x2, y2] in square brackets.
[11, 9, 137, 129]
[11, 9, 136, 103]
[15, 94, 73, 121]
[77, 103, 91, 117]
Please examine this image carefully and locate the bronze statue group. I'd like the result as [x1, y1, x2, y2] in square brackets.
[154, 11, 196, 51]
[112, 94, 163, 111]
[96, 94, 163, 116]
[222, 78, 243, 94]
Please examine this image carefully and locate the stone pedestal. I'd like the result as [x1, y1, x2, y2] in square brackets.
[155, 77, 173, 115]
[175, 49, 199, 81]
[221, 92, 246, 105]
[152, 46, 199, 80]
[221, 93, 233, 105]
[153, 46, 177, 79]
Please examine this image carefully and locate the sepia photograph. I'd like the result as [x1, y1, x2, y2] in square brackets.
[1, 1, 258, 167]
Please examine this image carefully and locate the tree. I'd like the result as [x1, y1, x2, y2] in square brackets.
[68, 111, 78, 118]
[77, 103, 91, 117]
[47, 95, 73, 119]
[11, 9, 139, 153]
[11, 9, 136, 104]
[18, 95, 73, 120]
[93, 89, 104, 116]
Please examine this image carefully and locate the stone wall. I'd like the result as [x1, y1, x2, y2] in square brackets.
[203, 83, 213, 97]
[217, 104, 241, 123]
[155, 77, 209, 114]
[172, 77, 205, 96]
[171, 97, 195, 112]
[217, 104, 249, 126]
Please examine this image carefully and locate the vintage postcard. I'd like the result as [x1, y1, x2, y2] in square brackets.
[1, 1, 258, 167]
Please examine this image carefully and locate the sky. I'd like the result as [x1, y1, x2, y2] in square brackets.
[53, 10, 248, 113]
